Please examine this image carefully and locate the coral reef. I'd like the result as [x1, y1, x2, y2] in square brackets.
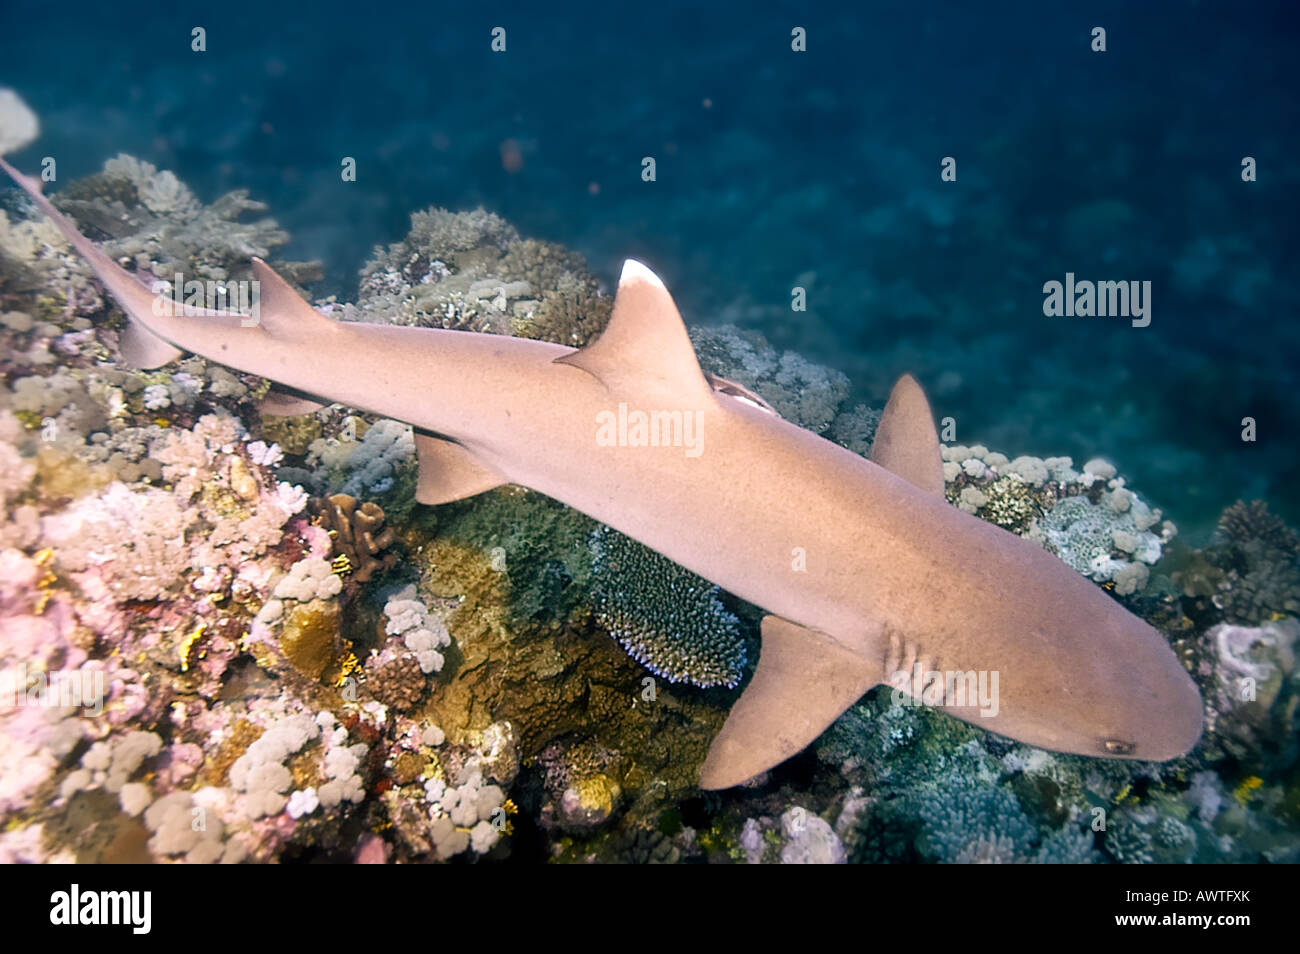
[1173, 499, 1300, 624]
[341, 208, 611, 347]
[1, 156, 1295, 865]
[691, 325, 851, 433]
[943, 446, 1176, 597]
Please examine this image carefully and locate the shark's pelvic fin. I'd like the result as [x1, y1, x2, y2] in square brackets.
[869, 373, 945, 495]
[119, 320, 184, 369]
[698, 616, 882, 790]
[554, 259, 713, 400]
[414, 433, 508, 505]
[258, 386, 328, 417]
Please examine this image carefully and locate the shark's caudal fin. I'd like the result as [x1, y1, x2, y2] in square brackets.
[698, 616, 882, 790]
[0, 158, 333, 373]
[870, 373, 945, 495]
[0, 156, 183, 368]
[555, 259, 715, 402]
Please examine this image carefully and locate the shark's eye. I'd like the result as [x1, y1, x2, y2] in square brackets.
[1101, 738, 1137, 755]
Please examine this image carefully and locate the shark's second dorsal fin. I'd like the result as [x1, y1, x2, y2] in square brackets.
[698, 616, 882, 790]
[249, 259, 336, 338]
[554, 260, 713, 400]
[414, 433, 508, 505]
[870, 374, 945, 495]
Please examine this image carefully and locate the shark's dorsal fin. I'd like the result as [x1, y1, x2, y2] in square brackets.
[249, 258, 336, 337]
[698, 616, 882, 790]
[554, 260, 712, 400]
[414, 433, 508, 505]
[870, 374, 944, 495]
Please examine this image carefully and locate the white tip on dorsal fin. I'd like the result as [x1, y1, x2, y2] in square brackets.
[698, 616, 881, 790]
[870, 374, 945, 496]
[248, 258, 335, 337]
[554, 259, 712, 399]
[414, 433, 508, 505]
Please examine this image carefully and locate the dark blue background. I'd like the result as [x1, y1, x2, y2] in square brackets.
[2, 0, 1296, 536]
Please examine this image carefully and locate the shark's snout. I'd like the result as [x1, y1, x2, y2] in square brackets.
[1085, 613, 1204, 762]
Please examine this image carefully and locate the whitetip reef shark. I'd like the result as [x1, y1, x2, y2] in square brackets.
[0, 157, 1203, 789]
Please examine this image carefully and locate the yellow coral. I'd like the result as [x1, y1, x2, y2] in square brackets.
[33, 547, 57, 614]
[179, 623, 205, 672]
[334, 647, 361, 687]
[1234, 775, 1263, 805]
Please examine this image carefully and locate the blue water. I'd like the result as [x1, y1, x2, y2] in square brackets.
[3, 0, 1296, 537]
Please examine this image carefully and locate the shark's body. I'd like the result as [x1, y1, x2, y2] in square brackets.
[1, 157, 1203, 788]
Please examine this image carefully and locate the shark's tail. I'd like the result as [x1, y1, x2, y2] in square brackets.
[0, 156, 184, 367]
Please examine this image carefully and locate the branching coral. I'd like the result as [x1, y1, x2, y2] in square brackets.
[308, 492, 398, 583]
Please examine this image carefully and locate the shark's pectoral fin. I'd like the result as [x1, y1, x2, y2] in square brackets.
[119, 320, 183, 369]
[414, 433, 508, 505]
[258, 386, 328, 417]
[698, 616, 881, 790]
[870, 374, 945, 495]
[553, 260, 714, 402]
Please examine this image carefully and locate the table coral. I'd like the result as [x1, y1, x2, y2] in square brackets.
[590, 524, 748, 689]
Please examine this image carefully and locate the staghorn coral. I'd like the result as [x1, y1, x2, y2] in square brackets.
[1219, 499, 1300, 553]
[52, 154, 319, 287]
